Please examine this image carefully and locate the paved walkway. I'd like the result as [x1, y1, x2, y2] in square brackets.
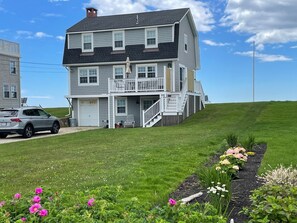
[0, 127, 100, 144]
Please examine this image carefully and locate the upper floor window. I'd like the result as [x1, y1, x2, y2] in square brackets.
[3, 85, 9, 98]
[137, 64, 157, 78]
[113, 31, 125, 50]
[10, 61, 17, 74]
[145, 28, 158, 48]
[184, 34, 188, 53]
[11, 85, 17, 98]
[113, 65, 125, 79]
[82, 33, 93, 52]
[78, 67, 99, 85]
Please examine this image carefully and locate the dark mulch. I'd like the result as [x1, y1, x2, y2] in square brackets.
[171, 144, 267, 223]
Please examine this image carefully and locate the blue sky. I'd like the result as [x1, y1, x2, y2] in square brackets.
[0, 0, 296, 107]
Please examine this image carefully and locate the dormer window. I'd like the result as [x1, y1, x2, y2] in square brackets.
[113, 31, 125, 50]
[145, 28, 158, 48]
[82, 33, 93, 52]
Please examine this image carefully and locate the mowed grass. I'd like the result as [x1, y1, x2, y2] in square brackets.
[0, 101, 296, 204]
[44, 107, 69, 118]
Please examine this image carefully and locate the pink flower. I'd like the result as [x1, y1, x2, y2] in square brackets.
[21, 217, 26, 222]
[226, 149, 235, 155]
[87, 198, 95, 207]
[14, 193, 21, 199]
[38, 209, 48, 217]
[29, 203, 42, 214]
[32, 195, 41, 203]
[0, 201, 5, 207]
[169, 198, 177, 206]
[35, 187, 43, 194]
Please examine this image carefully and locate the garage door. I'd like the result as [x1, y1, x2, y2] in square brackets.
[79, 99, 99, 126]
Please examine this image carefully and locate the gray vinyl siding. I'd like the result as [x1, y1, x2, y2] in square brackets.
[126, 29, 144, 45]
[70, 65, 112, 95]
[68, 34, 81, 49]
[158, 26, 173, 43]
[94, 32, 112, 47]
[72, 99, 78, 119]
[189, 95, 194, 115]
[99, 98, 108, 127]
[178, 14, 196, 70]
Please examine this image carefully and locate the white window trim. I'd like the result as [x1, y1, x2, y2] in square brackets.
[113, 65, 125, 79]
[10, 85, 17, 99]
[82, 33, 93, 52]
[3, 84, 9, 99]
[112, 30, 125, 51]
[116, 97, 127, 116]
[145, 28, 158, 48]
[184, 34, 188, 53]
[10, 61, 17, 75]
[78, 67, 99, 86]
[136, 63, 158, 78]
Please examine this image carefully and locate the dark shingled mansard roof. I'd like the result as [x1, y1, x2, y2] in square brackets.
[67, 8, 189, 33]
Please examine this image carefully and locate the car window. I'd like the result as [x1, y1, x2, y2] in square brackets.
[37, 109, 49, 117]
[0, 110, 18, 117]
[23, 109, 38, 116]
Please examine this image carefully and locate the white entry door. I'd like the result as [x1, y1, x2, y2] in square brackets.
[79, 99, 99, 126]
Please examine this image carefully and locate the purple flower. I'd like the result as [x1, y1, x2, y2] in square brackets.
[21, 217, 27, 222]
[169, 198, 177, 206]
[35, 187, 43, 194]
[0, 201, 5, 207]
[32, 195, 41, 203]
[29, 203, 42, 214]
[38, 209, 48, 217]
[14, 193, 21, 199]
[87, 198, 95, 207]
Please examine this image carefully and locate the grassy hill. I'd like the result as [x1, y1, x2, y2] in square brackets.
[0, 101, 296, 204]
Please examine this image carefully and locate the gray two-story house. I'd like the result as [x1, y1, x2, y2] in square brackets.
[0, 39, 21, 109]
[63, 8, 205, 128]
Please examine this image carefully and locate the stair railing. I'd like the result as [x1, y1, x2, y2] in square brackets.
[142, 99, 161, 127]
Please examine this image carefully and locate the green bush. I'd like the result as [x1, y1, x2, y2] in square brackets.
[242, 135, 256, 151]
[226, 133, 238, 147]
[0, 186, 227, 223]
[242, 185, 297, 222]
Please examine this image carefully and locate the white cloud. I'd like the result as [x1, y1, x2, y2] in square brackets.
[291, 45, 297, 49]
[56, 36, 65, 41]
[85, 0, 215, 32]
[235, 51, 292, 62]
[42, 13, 63, 17]
[221, 0, 297, 46]
[25, 96, 53, 99]
[203, 39, 230, 46]
[35, 32, 52, 38]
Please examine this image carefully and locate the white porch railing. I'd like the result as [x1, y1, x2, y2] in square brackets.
[194, 80, 205, 103]
[142, 99, 161, 127]
[109, 77, 164, 93]
[178, 77, 188, 111]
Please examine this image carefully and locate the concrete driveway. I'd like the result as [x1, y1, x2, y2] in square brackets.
[0, 127, 100, 144]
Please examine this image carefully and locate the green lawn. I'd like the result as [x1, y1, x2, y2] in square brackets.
[44, 107, 69, 118]
[0, 101, 296, 205]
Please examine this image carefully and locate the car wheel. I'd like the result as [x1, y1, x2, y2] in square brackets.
[0, 133, 8, 139]
[23, 124, 34, 138]
[51, 122, 60, 134]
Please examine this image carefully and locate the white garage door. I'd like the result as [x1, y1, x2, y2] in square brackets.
[79, 99, 99, 126]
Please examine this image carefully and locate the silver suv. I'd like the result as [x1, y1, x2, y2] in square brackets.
[0, 107, 60, 138]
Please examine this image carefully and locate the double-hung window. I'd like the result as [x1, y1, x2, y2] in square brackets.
[145, 28, 158, 48]
[113, 66, 125, 79]
[137, 64, 157, 78]
[11, 85, 17, 98]
[3, 85, 9, 98]
[10, 61, 17, 74]
[113, 31, 124, 50]
[116, 97, 127, 115]
[78, 67, 99, 85]
[82, 33, 93, 52]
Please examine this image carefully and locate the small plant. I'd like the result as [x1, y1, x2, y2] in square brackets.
[207, 182, 230, 216]
[226, 133, 238, 147]
[259, 165, 297, 187]
[242, 135, 256, 151]
[242, 185, 297, 222]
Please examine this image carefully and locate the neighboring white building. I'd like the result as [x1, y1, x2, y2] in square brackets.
[0, 39, 21, 108]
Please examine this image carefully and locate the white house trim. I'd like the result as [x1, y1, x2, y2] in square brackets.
[78, 67, 99, 86]
[81, 33, 93, 52]
[112, 30, 125, 51]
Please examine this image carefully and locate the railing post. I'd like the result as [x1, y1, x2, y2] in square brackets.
[108, 78, 111, 93]
[142, 109, 145, 127]
[135, 75, 138, 92]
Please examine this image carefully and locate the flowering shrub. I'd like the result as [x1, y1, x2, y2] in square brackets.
[0, 186, 227, 222]
[259, 165, 297, 187]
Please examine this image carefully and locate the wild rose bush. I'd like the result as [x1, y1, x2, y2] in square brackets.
[0, 186, 226, 222]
